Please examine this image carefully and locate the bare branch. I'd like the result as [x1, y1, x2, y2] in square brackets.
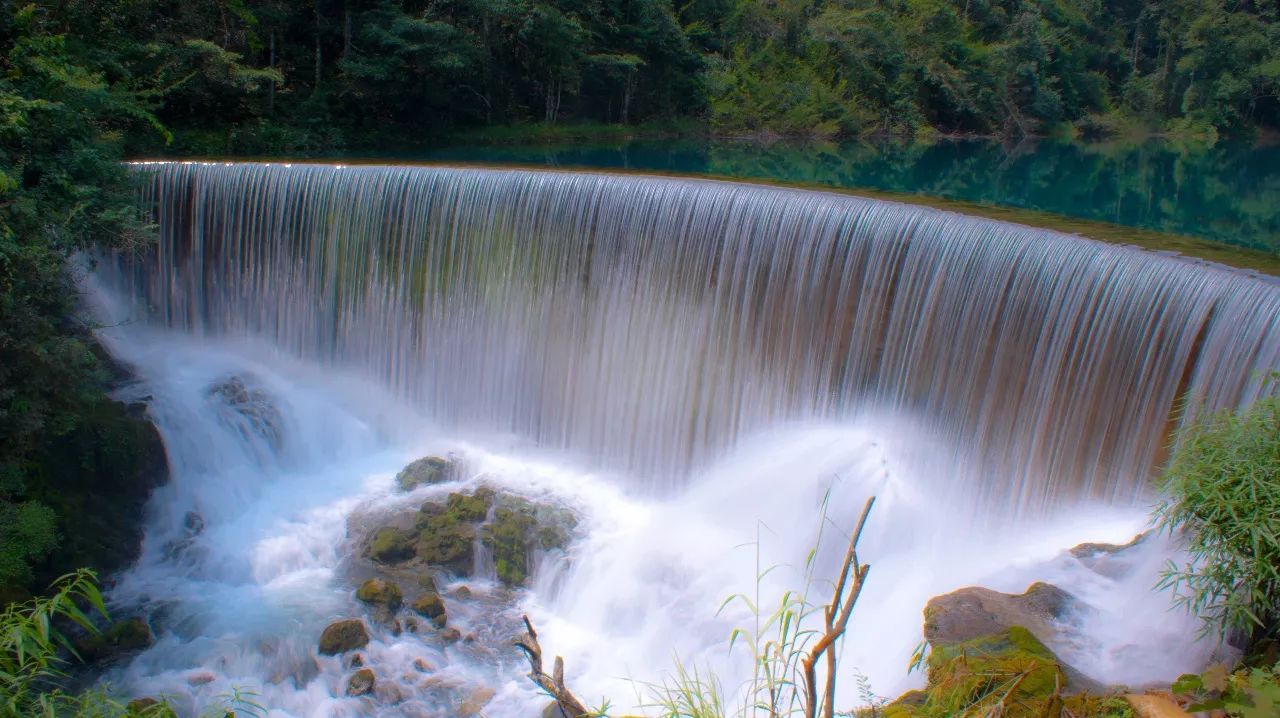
[514, 614, 591, 718]
[801, 496, 876, 718]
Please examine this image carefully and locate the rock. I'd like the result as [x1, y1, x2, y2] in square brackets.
[413, 657, 434, 673]
[411, 593, 447, 627]
[346, 667, 376, 696]
[915, 627, 1067, 715]
[368, 526, 416, 564]
[1070, 532, 1150, 579]
[77, 617, 154, 663]
[356, 578, 404, 610]
[318, 619, 370, 655]
[396, 456, 459, 491]
[404, 617, 420, 633]
[418, 573, 439, 593]
[186, 671, 216, 686]
[207, 374, 284, 449]
[441, 627, 462, 643]
[350, 653, 364, 668]
[450, 585, 471, 599]
[459, 686, 496, 717]
[1125, 694, 1193, 718]
[183, 511, 205, 536]
[480, 496, 578, 586]
[924, 582, 1071, 649]
[126, 697, 161, 714]
[415, 512, 478, 574]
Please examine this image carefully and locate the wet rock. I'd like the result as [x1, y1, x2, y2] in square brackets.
[404, 617, 420, 634]
[186, 671, 216, 686]
[76, 617, 153, 663]
[346, 667, 376, 696]
[318, 619, 370, 655]
[925, 582, 1071, 648]
[356, 578, 403, 611]
[368, 526, 416, 564]
[418, 573, 439, 593]
[350, 653, 364, 669]
[413, 657, 434, 673]
[183, 511, 205, 536]
[411, 593, 447, 628]
[449, 585, 472, 599]
[480, 496, 578, 586]
[1070, 532, 1149, 579]
[441, 627, 462, 643]
[459, 686, 496, 717]
[413, 494, 490, 573]
[923, 583, 1101, 693]
[207, 374, 284, 449]
[903, 627, 1070, 715]
[396, 455, 459, 492]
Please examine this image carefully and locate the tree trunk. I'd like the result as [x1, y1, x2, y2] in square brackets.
[314, 2, 323, 93]
[269, 31, 276, 114]
[343, 4, 352, 57]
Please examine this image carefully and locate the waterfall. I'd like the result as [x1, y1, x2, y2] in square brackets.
[103, 161, 1280, 514]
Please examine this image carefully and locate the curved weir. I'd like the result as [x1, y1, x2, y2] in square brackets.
[105, 161, 1280, 515]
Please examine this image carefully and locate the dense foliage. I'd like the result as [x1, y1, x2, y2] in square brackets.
[1, 0, 1272, 155]
[1155, 391, 1280, 647]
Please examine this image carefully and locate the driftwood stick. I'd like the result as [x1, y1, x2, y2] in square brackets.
[801, 496, 875, 718]
[514, 615, 591, 718]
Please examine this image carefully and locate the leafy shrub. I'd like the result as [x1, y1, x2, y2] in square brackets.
[1154, 391, 1280, 643]
[1173, 662, 1280, 718]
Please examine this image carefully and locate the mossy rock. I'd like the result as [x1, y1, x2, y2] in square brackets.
[396, 456, 458, 492]
[368, 526, 416, 564]
[479, 497, 577, 586]
[415, 516, 476, 572]
[318, 618, 369, 655]
[411, 592, 447, 627]
[889, 626, 1072, 717]
[355, 578, 403, 610]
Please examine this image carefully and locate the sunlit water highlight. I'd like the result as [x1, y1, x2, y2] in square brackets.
[86, 161, 1279, 716]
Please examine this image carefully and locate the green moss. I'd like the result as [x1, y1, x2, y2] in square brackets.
[355, 578, 403, 609]
[395, 456, 456, 492]
[415, 515, 476, 572]
[368, 526, 416, 564]
[410, 592, 447, 627]
[480, 498, 578, 586]
[903, 626, 1066, 717]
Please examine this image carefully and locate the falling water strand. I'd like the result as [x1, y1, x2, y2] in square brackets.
[102, 161, 1280, 513]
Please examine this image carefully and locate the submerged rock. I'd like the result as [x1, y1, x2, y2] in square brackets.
[355, 578, 403, 610]
[1070, 532, 1150, 579]
[459, 686, 496, 717]
[396, 455, 459, 491]
[346, 667, 376, 696]
[318, 619, 369, 655]
[207, 374, 285, 449]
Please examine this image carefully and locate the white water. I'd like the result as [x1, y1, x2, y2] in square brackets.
[85, 162, 1272, 716]
[90, 284, 1217, 717]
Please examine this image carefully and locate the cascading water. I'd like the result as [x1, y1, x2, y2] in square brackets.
[89, 161, 1280, 716]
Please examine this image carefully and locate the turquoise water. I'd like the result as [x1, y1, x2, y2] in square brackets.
[422, 138, 1280, 253]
